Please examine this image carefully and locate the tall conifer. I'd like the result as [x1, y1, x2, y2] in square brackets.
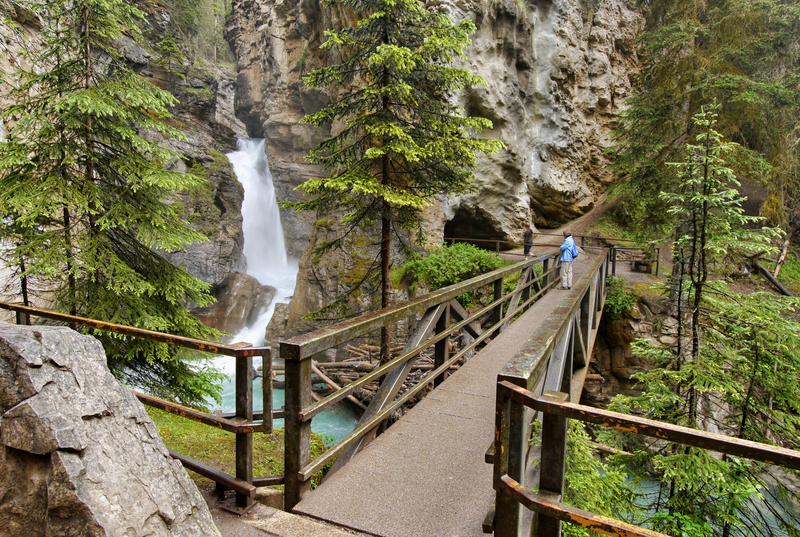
[0, 0, 223, 406]
[285, 0, 504, 361]
[604, 107, 800, 537]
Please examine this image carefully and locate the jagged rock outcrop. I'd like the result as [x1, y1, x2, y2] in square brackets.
[194, 271, 276, 335]
[135, 4, 249, 286]
[225, 0, 643, 250]
[0, 322, 222, 537]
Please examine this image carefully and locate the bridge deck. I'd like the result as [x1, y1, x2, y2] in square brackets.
[293, 257, 593, 537]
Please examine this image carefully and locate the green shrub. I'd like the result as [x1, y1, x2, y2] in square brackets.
[604, 276, 637, 318]
[400, 242, 510, 290]
[397, 243, 511, 309]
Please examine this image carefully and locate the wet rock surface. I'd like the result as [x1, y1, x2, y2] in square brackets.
[194, 271, 276, 335]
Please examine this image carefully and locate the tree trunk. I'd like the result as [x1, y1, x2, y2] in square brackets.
[774, 224, 796, 278]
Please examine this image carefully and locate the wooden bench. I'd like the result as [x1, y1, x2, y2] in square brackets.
[629, 252, 654, 273]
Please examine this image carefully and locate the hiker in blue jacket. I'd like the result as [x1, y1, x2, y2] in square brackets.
[559, 231, 576, 289]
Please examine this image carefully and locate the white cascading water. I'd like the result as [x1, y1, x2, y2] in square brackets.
[216, 138, 357, 442]
[212, 139, 298, 409]
[227, 138, 298, 348]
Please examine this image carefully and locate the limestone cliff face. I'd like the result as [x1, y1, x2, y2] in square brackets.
[225, 0, 643, 335]
[225, 0, 643, 247]
[0, 1, 248, 290]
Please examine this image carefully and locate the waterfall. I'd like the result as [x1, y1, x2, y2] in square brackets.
[226, 138, 298, 347]
[214, 139, 356, 442]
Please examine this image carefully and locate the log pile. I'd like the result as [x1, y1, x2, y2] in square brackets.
[258, 334, 471, 416]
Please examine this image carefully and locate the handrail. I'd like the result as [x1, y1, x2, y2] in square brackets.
[280, 251, 559, 361]
[492, 249, 611, 536]
[0, 300, 274, 510]
[281, 249, 565, 510]
[495, 381, 800, 536]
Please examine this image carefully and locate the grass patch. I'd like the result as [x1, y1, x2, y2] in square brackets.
[147, 407, 333, 491]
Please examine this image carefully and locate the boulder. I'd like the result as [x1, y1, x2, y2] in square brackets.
[194, 271, 276, 335]
[0, 322, 222, 537]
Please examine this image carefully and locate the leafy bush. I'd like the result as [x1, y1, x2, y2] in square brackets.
[400, 242, 510, 290]
[604, 276, 637, 318]
[397, 243, 510, 308]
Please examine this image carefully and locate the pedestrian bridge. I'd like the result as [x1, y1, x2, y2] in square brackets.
[6, 246, 799, 537]
[280, 247, 612, 536]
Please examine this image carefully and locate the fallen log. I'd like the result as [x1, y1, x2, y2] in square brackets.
[752, 259, 794, 297]
[311, 362, 367, 412]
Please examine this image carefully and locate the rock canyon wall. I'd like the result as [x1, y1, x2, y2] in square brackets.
[224, 0, 643, 337]
[225, 0, 643, 246]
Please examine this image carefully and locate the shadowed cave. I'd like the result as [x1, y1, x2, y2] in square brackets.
[444, 207, 508, 250]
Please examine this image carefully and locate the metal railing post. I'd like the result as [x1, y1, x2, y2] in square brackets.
[611, 246, 617, 275]
[536, 391, 569, 537]
[261, 349, 273, 433]
[15, 310, 30, 325]
[494, 386, 524, 536]
[492, 277, 504, 335]
[283, 343, 313, 511]
[434, 304, 450, 388]
[235, 351, 254, 508]
[542, 258, 550, 289]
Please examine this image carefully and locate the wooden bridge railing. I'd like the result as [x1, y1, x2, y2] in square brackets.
[490, 248, 611, 535]
[494, 381, 800, 537]
[489, 248, 800, 536]
[280, 249, 566, 510]
[0, 301, 276, 511]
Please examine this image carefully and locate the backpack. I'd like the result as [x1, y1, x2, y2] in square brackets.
[571, 242, 579, 258]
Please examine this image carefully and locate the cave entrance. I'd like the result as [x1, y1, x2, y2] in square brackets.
[444, 207, 508, 250]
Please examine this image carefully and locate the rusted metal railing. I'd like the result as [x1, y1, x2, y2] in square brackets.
[280, 249, 566, 510]
[494, 380, 800, 537]
[489, 249, 611, 535]
[0, 301, 276, 511]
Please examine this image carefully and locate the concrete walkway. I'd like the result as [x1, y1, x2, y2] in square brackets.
[292, 256, 593, 537]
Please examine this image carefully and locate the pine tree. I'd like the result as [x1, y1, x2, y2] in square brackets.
[603, 107, 800, 537]
[284, 0, 504, 361]
[0, 0, 224, 407]
[611, 0, 800, 241]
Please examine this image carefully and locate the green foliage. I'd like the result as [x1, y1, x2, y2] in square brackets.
[531, 421, 642, 537]
[283, 0, 505, 321]
[612, 0, 800, 239]
[777, 245, 800, 295]
[601, 109, 800, 536]
[604, 276, 638, 318]
[160, 0, 234, 65]
[397, 242, 510, 309]
[0, 0, 223, 407]
[400, 242, 509, 291]
[148, 408, 333, 489]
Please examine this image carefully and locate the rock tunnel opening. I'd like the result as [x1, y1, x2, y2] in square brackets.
[444, 207, 508, 250]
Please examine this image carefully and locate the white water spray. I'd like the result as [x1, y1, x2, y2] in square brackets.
[226, 139, 299, 348]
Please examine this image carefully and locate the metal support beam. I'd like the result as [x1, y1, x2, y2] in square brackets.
[283, 347, 313, 511]
[434, 304, 450, 388]
[537, 391, 569, 537]
[235, 353, 254, 508]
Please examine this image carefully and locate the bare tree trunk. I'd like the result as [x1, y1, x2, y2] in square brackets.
[774, 224, 796, 278]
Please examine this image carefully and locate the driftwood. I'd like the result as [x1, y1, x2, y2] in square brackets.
[311, 362, 368, 412]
